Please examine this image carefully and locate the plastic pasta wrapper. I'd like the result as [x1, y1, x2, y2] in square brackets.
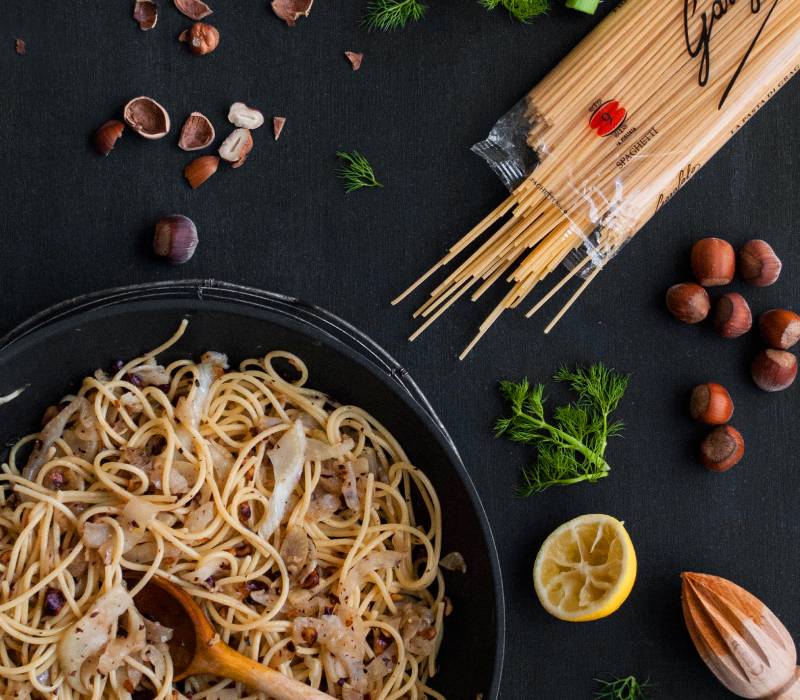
[394, 1, 800, 359]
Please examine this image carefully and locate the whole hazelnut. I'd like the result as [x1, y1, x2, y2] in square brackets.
[739, 239, 782, 287]
[713, 292, 752, 339]
[184, 155, 219, 189]
[153, 215, 198, 264]
[699, 425, 744, 472]
[93, 120, 125, 156]
[691, 238, 736, 287]
[689, 383, 734, 425]
[751, 349, 798, 392]
[758, 309, 800, 350]
[666, 283, 711, 324]
[179, 22, 219, 55]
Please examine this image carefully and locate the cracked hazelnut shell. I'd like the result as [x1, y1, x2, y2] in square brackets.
[94, 120, 125, 156]
[174, 0, 213, 20]
[123, 96, 170, 140]
[133, 0, 158, 30]
[178, 112, 215, 151]
[271, 0, 313, 26]
[184, 155, 219, 189]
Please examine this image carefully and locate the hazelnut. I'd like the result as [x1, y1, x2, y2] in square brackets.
[218, 128, 253, 168]
[666, 283, 710, 324]
[713, 292, 752, 338]
[153, 215, 198, 264]
[739, 239, 782, 287]
[691, 237, 735, 286]
[174, 0, 213, 20]
[758, 309, 800, 350]
[699, 425, 744, 472]
[133, 0, 158, 30]
[228, 103, 264, 129]
[273, 116, 286, 141]
[184, 155, 219, 189]
[689, 383, 734, 425]
[123, 96, 170, 140]
[93, 120, 125, 156]
[179, 22, 219, 55]
[272, 0, 314, 26]
[178, 112, 215, 151]
[751, 349, 798, 392]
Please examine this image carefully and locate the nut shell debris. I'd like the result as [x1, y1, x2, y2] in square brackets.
[174, 0, 213, 20]
[344, 51, 363, 71]
[94, 120, 125, 156]
[133, 0, 159, 30]
[15, 39, 26, 55]
[228, 103, 264, 129]
[271, 0, 313, 26]
[184, 155, 219, 189]
[218, 128, 253, 168]
[124, 96, 170, 139]
[179, 112, 215, 151]
[273, 117, 286, 140]
[179, 22, 219, 55]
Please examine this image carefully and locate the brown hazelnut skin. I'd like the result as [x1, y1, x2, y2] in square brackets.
[758, 309, 800, 350]
[691, 238, 736, 287]
[666, 283, 711, 324]
[751, 348, 798, 392]
[184, 155, 219, 189]
[153, 215, 198, 264]
[713, 292, 752, 339]
[689, 383, 734, 425]
[93, 120, 124, 156]
[179, 22, 219, 55]
[699, 425, 744, 472]
[739, 239, 782, 287]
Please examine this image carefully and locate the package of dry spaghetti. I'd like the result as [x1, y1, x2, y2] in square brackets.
[395, 0, 800, 358]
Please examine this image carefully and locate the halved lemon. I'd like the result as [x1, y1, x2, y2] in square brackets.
[533, 514, 636, 622]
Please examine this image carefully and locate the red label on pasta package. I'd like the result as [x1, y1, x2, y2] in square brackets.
[590, 100, 627, 137]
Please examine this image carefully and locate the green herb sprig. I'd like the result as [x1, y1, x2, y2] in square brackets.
[364, 0, 427, 31]
[480, 0, 549, 22]
[495, 364, 629, 495]
[336, 151, 383, 192]
[595, 675, 654, 700]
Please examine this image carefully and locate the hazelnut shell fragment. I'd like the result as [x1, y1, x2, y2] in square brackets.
[699, 425, 744, 473]
[133, 0, 159, 30]
[273, 116, 286, 141]
[179, 22, 219, 55]
[124, 96, 170, 139]
[272, 0, 313, 26]
[345, 51, 363, 71]
[666, 283, 710, 324]
[739, 239, 782, 287]
[691, 238, 736, 287]
[174, 0, 213, 20]
[228, 103, 265, 129]
[689, 383, 734, 425]
[713, 292, 752, 339]
[218, 128, 253, 168]
[184, 155, 219, 189]
[178, 112, 215, 151]
[751, 349, 798, 392]
[94, 120, 125, 156]
[15, 38, 26, 55]
[154, 215, 198, 264]
[758, 309, 800, 350]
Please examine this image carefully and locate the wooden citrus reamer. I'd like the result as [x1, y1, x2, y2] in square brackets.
[394, 0, 800, 358]
[683, 573, 800, 699]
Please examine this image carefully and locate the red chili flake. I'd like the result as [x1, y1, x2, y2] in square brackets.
[300, 567, 320, 589]
[273, 116, 286, 141]
[344, 51, 363, 71]
[15, 39, 26, 55]
[47, 470, 66, 490]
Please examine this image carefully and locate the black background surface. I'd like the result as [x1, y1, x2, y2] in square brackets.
[2, 1, 800, 698]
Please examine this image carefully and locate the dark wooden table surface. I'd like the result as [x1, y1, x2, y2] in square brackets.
[2, 1, 800, 697]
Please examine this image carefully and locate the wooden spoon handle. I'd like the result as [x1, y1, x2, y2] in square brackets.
[203, 642, 335, 700]
[770, 667, 800, 699]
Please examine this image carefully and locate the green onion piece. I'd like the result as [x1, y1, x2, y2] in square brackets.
[565, 0, 600, 14]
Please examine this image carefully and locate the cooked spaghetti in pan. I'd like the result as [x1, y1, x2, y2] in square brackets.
[0, 321, 453, 699]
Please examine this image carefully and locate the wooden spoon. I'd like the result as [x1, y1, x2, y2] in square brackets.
[132, 574, 334, 699]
